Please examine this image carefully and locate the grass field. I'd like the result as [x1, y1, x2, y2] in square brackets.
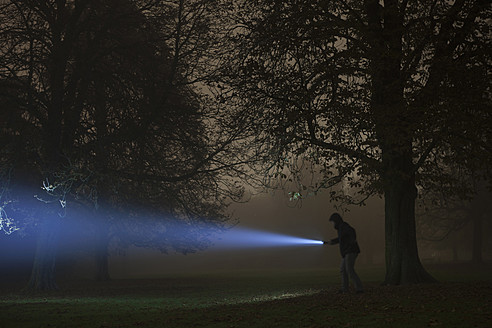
[1, 264, 491, 328]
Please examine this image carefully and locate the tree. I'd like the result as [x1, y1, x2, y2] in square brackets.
[79, 0, 249, 280]
[0, 0, 98, 290]
[219, 0, 491, 284]
[417, 177, 492, 264]
[0, 0, 250, 289]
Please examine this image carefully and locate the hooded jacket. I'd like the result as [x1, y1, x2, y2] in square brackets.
[330, 221, 360, 257]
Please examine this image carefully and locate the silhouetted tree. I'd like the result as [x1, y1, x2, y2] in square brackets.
[0, 0, 250, 289]
[0, 0, 98, 290]
[80, 0, 248, 280]
[417, 177, 491, 264]
[219, 0, 491, 284]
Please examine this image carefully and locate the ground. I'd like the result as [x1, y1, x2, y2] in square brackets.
[0, 264, 491, 327]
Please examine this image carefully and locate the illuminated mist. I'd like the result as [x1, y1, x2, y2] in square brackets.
[212, 227, 324, 248]
[0, 191, 390, 280]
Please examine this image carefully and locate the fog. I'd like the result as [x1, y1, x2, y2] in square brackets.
[106, 191, 386, 278]
[3, 187, 491, 282]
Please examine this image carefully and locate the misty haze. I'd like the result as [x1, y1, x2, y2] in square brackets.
[1, 0, 491, 327]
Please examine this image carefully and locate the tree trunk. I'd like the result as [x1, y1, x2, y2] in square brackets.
[364, 0, 436, 284]
[95, 247, 110, 281]
[452, 243, 459, 262]
[26, 217, 60, 291]
[26, 8, 66, 292]
[93, 78, 112, 282]
[383, 171, 436, 284]
[471, 215, 483, 264]
[95, 222, 111, 281]
[470, 181, 487, 265]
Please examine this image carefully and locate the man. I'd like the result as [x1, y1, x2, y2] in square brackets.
[324, 212, 363, 294]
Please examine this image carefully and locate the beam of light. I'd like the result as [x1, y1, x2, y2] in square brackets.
[211, 227, 323, 249]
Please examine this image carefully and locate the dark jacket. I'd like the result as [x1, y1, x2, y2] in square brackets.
[331, 221, 360, 257]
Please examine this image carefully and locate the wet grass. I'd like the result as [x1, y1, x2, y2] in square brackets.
[0, 264, 491, 328]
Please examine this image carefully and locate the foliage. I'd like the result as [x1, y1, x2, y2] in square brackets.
[0, 0, 256, 289]
[216, 0, 491, 284]
[0, 0, 251, 251]
[219, 0, 491, 200]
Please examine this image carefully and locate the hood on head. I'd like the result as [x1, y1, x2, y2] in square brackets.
[329, 212, 343, 229]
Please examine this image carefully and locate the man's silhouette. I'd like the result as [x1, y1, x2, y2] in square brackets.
[324, 212, 363, 293]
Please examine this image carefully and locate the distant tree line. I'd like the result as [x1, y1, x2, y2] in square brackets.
[417, 177, 491, 264]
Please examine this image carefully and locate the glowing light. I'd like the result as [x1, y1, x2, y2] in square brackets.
[212, 227, 323, 249]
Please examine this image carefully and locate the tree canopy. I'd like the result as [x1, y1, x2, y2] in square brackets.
[218, 0, 491, 284]
[0, 0, 251, 289]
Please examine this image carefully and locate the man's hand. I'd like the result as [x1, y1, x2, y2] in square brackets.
[323, 240, 332, 245]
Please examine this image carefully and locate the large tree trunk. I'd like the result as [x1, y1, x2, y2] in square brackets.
[383, 168, 436, 284]
[364, 0, 436, 285]
[25, 7, 67, 292]
[26, 217, 60, 291]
